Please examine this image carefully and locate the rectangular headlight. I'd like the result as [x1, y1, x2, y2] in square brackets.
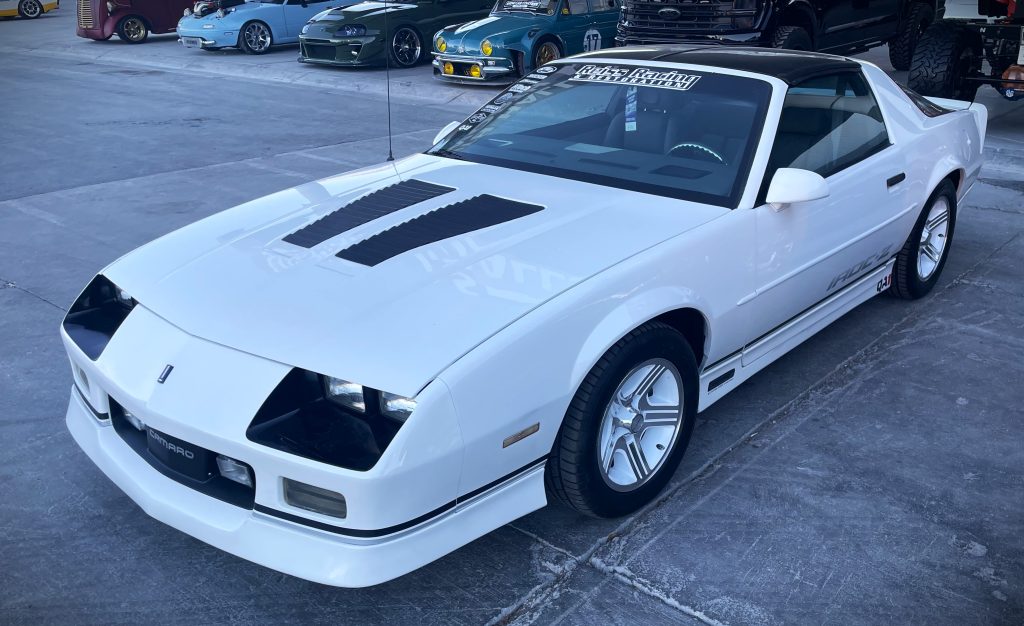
[283, 478, 347, 519]
[380, 391, 416, 422]
[324, 377, 365, 412]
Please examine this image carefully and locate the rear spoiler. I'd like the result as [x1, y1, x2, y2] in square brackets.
[925, 96, 988, 155]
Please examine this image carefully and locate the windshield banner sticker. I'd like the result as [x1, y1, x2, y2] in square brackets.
[570, 65, 702, 91]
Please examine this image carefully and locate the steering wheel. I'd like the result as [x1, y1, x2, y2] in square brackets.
[668, 142, 726, 164]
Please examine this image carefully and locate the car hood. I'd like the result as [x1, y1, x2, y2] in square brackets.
[439, 14, 539, 47]
[311, 1, 416, 22]
[104, 154, 727, 397]
[179, 2, 261, 25]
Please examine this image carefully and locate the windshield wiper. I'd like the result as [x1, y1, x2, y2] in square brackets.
[430, 148, 466, 161]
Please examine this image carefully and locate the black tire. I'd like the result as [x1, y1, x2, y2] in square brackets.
[546, 322, 699, 519]
[532, 38, 562, 69]
[116, 16, 148, 43]
[389, 26, 423, 67]
[17, 0, 44, 18]
[770, 25, 813, 51]
[888, 1, 934, 71]
[890, 180, 957, 300]
[908, 22, 980, 100]
[239, 21, 273, 54]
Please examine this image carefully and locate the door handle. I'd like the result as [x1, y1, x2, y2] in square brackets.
[886, 173, 906, 188]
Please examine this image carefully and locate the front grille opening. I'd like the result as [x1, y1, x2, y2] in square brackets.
[77, 0, 94, 28]
[109, 398, 256, 509]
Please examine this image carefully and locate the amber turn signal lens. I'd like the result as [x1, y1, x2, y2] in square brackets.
[443, 62, 454, 75]
[469, 65, 482, 78]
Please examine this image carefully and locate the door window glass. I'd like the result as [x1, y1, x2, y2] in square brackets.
[590, 0, 618, 11]
[765, 72, 890, 182]
[568, 0, 589, 14]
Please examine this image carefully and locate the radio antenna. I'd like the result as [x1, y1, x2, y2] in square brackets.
[383, 0, 395, 162]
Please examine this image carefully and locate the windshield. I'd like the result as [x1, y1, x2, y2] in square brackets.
[429, 63, 772, 208]
[494, 0, 558, 13]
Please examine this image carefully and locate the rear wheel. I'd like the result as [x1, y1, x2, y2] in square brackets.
[546, 322, 699, 518]
[239, 21, 272, 54]
[888, 1, 934, 71]
[18, 0, 44, 18]
[908, 22, 980, 100]
[116, 16, 148, 43]
[771, 25, 813, 51]
[890, 180, 957, 300]
[389, 26, 423, 67]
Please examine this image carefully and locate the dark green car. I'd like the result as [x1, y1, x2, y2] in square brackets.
[298, 0, 492, 67]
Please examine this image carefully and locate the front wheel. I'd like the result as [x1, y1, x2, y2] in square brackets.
[389, 26, 422, 67]
[890, 180, 957, 300]
[532, 40, 561, 69]
[116, 16, 148, 43]
[239, 21, 272, 54]
[546, 322, 699, 519]
[18, 0, 44, 18]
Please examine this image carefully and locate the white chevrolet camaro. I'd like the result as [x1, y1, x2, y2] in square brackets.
[62, 48, 986, 587]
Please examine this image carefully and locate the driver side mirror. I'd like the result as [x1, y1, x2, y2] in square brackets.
[433, 120, 460, 146]
[765, 168, 829, 212]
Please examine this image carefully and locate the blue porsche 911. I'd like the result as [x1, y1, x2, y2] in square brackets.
[177, 0, 357, 54]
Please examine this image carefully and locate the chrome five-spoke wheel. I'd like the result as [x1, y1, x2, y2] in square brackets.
[547, 321, 698, 518]
[917, 195, 949, 281]
[598, 359, 684, 491]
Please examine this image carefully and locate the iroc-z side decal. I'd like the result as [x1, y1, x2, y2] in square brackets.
[827, 244, 894, 292]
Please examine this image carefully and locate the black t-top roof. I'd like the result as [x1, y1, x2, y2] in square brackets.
[570, 47, 862, 85]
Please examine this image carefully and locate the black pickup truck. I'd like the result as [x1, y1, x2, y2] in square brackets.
[616, 0, 944, 70]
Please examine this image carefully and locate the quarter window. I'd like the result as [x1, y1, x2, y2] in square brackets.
[765, 72, 890, 182]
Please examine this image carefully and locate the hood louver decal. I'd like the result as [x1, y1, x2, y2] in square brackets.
[336, 195, 544, 267]
[283, 179, 454, 248]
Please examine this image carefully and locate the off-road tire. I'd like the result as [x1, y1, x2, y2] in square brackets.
[888, 1, 934, 71]
[545, 322, 699, 519]
[890, 180, 957, 300]
[908, 22, 980, 100]
[771, 25, 813, 51]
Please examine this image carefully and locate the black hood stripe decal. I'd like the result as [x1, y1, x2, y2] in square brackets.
[283, 179, 454, 248]
[336, 195, 544, 266]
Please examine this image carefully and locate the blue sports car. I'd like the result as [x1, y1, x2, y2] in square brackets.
[177, 0, 356, 54]
[431, 0, 620, 84]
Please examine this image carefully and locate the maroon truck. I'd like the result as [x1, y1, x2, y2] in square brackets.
[76, 0, 193, 43]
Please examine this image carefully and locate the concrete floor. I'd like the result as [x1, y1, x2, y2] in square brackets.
[1, 7, 1023, 626]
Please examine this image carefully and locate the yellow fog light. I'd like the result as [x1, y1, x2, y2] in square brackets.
[436, 36, 446, 52]
[443, 61, 454, 75]
[469, 65, 482, 78]
[481, 39, 492, 56]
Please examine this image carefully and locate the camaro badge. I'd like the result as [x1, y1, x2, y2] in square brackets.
[158, 364, 174, 384]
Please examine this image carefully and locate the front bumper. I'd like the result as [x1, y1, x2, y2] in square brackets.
[59, 301, 546, 586]
[298, 35, 382, 66]
[177, 25, 239, 48]
[67, 389, 546, 586]
[432, 53, 517, 84]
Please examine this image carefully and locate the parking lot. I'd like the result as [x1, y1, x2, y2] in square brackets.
[2, 6, 1024, 625]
